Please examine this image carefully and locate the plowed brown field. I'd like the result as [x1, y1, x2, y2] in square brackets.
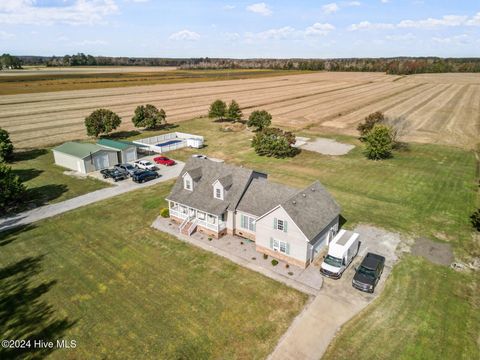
[0, 72, 478, 149]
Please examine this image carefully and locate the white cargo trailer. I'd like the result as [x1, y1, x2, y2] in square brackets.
[320, 229, 360, 279]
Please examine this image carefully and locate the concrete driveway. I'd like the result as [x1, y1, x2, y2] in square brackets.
[269, 225, 403, 360]
[0, 160, 184, 232]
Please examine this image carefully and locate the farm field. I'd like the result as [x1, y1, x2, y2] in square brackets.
[0, 71, 478, 149]
[0, 183, 308, 359]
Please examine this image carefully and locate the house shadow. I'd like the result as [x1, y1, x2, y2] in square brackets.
[11, 168, 44, 182]
[13, 149, 48, 163]
[0, 255, 76, 359]
[339, 214, 348, 228]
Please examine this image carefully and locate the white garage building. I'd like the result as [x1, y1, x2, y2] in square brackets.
[52, 142, 120, 174]
[97, 139, 139, 163]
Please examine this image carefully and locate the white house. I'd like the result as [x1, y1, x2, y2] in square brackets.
[166, 157, 341, 268]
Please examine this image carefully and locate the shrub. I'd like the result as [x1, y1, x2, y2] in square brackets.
[471, 209, 480, 231]
[85, 109, 121, 137]
[285, 264, 290, 268]
[288, 272, 294, 276]
[160, 208, 169, 218]
[263, 253, 268, 259]
[0, 127, 14, 162]
[252, 127, 299, 158]
[363, 124, 394, 160]
[271, 259, 279, 266]
[0, 163, 26, 215]
[247, 110, 272, 131]
[208, 100, 227, 120]
[132, 104, 166, 129]
[226, 100, 242, 121]
[208, 237, 212, 241]
[357, 111, 385, 141]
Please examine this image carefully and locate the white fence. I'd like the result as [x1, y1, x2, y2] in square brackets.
[133, 132, 204, 154]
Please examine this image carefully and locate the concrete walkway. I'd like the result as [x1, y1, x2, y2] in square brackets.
[0, 162, 183, 232]
[151, 217, 321, 296]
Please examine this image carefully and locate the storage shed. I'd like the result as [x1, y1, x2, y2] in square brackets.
[96, 139, 139, 163]
[52, 142, 118, 174]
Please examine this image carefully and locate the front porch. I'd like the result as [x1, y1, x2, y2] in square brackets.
[168, 201, 227, 237]
[152, 216, 324, 294]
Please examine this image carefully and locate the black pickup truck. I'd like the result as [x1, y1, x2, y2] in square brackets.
[352, 252, 385, 293]
[100, 168, 128, 182]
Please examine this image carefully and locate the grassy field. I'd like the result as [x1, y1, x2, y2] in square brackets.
[0, 69, 306, 95]
[126, 117, 479, 259]
[9, 148, 109, 212]
[323, 256, 480, 360]
[0, 182, 308, 359]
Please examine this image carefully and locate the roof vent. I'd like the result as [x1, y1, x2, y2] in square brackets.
[302, 193, 306, 197]
[311, 188, 316, 192]
[292, 200, 296, 205]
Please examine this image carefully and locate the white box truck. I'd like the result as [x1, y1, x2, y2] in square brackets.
[320, 230, 360, 279]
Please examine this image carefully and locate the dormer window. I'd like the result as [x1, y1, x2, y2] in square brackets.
[212, 179, 225, 200]
[184, 178, 192, 190]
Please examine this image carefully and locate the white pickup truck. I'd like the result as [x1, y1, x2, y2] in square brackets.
[133, 160, 157, 171]
[320, 230, 360, 279]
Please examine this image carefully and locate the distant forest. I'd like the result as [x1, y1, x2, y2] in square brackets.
[10, 53, 480, 75]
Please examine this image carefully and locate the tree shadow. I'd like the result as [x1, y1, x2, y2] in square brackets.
[103, 130, 141, 139]
[26, 184, 68, 208]
[0, 255, 76, 359]
[13, 149, 48, 163]
[11, 169, 44, 182]
[144, 123, 179, 131]
[393, 141, 410, 152]
[0, 224, 36, 247]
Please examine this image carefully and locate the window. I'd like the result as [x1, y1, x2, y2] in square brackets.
[241, 214, 256, 232]
[277, 219, 284, 231]
[197, 212, 206, 220]
[180, 206, 187, 215]
[274, 218, 288, 233]
[215, 188, 222, 199]
[184, 179, 192, 190]
[271, 238, 289, 254]
[207, 214, 217, 225]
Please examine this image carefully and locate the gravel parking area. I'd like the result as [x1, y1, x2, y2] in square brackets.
[300, 137, 355, 155]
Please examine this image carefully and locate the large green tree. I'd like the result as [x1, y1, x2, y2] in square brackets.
[363, 124, 394, 160]
[0, 163, 26, 215]
[208, 100, 227, 120]
[85, 109, 122, 138]
[0, 127, 14, 162]
[247, 110, 272, 131]
[251, 127, 299, 158]
[357, 111, 385, 141]
[132, 104, 167, 129]
[226, 100, 242, 121]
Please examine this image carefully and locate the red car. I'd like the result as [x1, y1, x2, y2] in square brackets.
[154, 156, 176, 166]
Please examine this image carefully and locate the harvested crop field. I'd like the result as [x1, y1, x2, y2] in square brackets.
[0, 72, 478, 149]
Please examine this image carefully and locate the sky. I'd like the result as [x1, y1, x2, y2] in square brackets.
[0, 0, 479, 58]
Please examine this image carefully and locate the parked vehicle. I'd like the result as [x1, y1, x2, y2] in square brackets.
[153, 156, 176, 166]
[114, 163, 136, 177]
[192, 154, 208, 159]
[100, 168, 128, 182]
[320, 230, 360, 279]
[352, 253, 386, 293]
[132, 169, 159, 183]
[134, 160, 157, 170]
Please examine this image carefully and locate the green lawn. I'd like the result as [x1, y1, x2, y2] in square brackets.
[0, 182, 308, 359]
[9, 148, 109, 212]
[126, 117, 479, 259]
[323, 256, 480, 360]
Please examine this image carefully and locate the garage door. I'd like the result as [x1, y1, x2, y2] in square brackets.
[93, 153, 109, 170]
[125, 148, 136, 162]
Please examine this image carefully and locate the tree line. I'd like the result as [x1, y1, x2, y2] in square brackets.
[0, 54, 22, 70]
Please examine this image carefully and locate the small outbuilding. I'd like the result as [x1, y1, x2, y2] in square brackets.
[52, 142, 118, 174]
[96, 139, 139, 163]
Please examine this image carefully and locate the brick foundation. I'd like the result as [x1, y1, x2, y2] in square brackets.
[170, 216, 226, 239]
[234, 230, 256, 241]
[256, 244, 308, 268]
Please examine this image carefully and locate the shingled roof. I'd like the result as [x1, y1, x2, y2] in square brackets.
[167, 157, 255, 215]
[280, 181, 341, 240]
[237, 178, 297, 217]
